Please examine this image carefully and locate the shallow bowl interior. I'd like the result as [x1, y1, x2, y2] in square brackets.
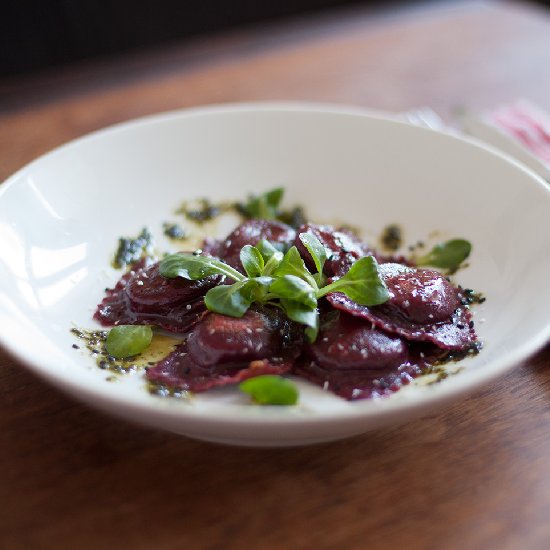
[1, 103, 550, 446]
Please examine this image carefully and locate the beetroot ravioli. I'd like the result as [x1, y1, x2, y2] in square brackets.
[94, 190, 480, 402]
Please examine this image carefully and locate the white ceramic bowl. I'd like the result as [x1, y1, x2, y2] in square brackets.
[1, 103, 550, 446]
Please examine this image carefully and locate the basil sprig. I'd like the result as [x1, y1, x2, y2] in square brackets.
[416, 239, 471, 271]
[240, 187, 284, 220]
[238, 187, 307, 229]
[299, 232, 327, 283]
[159, 233, 390, 341]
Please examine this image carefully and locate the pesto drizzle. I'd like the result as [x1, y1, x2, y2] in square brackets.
[176, 198, 233, 224]
[71, 328, 139, 374]
[162, 222, 188, 241]
[112, 227, 154, 269]
[380, 224, 403, 252]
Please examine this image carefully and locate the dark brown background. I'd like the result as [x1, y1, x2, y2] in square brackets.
[2, 1, 550, 548]
[2, 0, 367, 76]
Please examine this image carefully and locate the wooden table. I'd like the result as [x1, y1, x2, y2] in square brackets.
[2, 1, 550, 547]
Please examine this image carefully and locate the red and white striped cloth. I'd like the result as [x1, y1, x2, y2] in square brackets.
[488, 100, 550, 165]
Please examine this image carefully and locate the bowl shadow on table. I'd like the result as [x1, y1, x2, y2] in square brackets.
[2, 353, 550, 548]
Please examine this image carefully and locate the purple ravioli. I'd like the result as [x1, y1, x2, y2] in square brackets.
[294, 311, 421, 400]
[327, 263, 476, 350]
[126, 262, 220, 312]
[146, 308, 303, 391]
[146, 344, 294, 392]
[94, 259, 219, 333]
[305, 311, 409, 370]
[92, 212, 481, 402]
[201, 237, 223, 258]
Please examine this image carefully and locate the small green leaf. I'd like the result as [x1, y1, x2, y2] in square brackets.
[204, 280, 257, 317]
[264, 187, 284, 209]
[269, 275, 317, 309]
[105, 325, 153, 358]
[239, 375, 299, 405]
[257, 239, 280, 261]
[159, 253, 244, 282]
[263, 255, 283, 276]
[416, 239, 472, 271]
[280, 299, 320, 342]
[299, 232, 327, 275]
[257, 240, 284, 275]
[250, 276, 274, 302]
[274, 246, 317, 288]
[319, 256, 390, 306]
[242, 187, 284, 220]
[253, 276, 275, 288]
[240, 245, 264, 278]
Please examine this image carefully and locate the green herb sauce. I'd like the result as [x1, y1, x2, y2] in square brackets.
[459, 287, 486, 305]
[177, 199, 234, 225]
[112, 227, 154, 269]
[380, 224, 403, 252]
[162, 222, 188, 241]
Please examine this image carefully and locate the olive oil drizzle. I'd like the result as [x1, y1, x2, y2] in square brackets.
[71, 328, 182, 376]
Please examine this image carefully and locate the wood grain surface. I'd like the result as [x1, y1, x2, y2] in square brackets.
[2, 1, 550, 548]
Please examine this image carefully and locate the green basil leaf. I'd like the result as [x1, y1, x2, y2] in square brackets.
[264, 187, 284, 209]
[319, 256, 390, 306]
[159, 253, 244, 282]
[105, 325, 153, 358]
[280, 299, 320, 342]
[240, 245, 264, 278]
[249, 276, 273, 303]
[299, 232, 327, 275]
[239, 375, 299, 405]
[204, 280, 257, 317]
[257, 240, 284, 275]
[242, 187, 284, 220]
[257, 239, 280, 261]
[416, 239, 472, 271]
[269, 275, 317, 309]
[253, 276, 274, 288]
[274, 246, 317, 288]
[263, 254, 284, 276]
